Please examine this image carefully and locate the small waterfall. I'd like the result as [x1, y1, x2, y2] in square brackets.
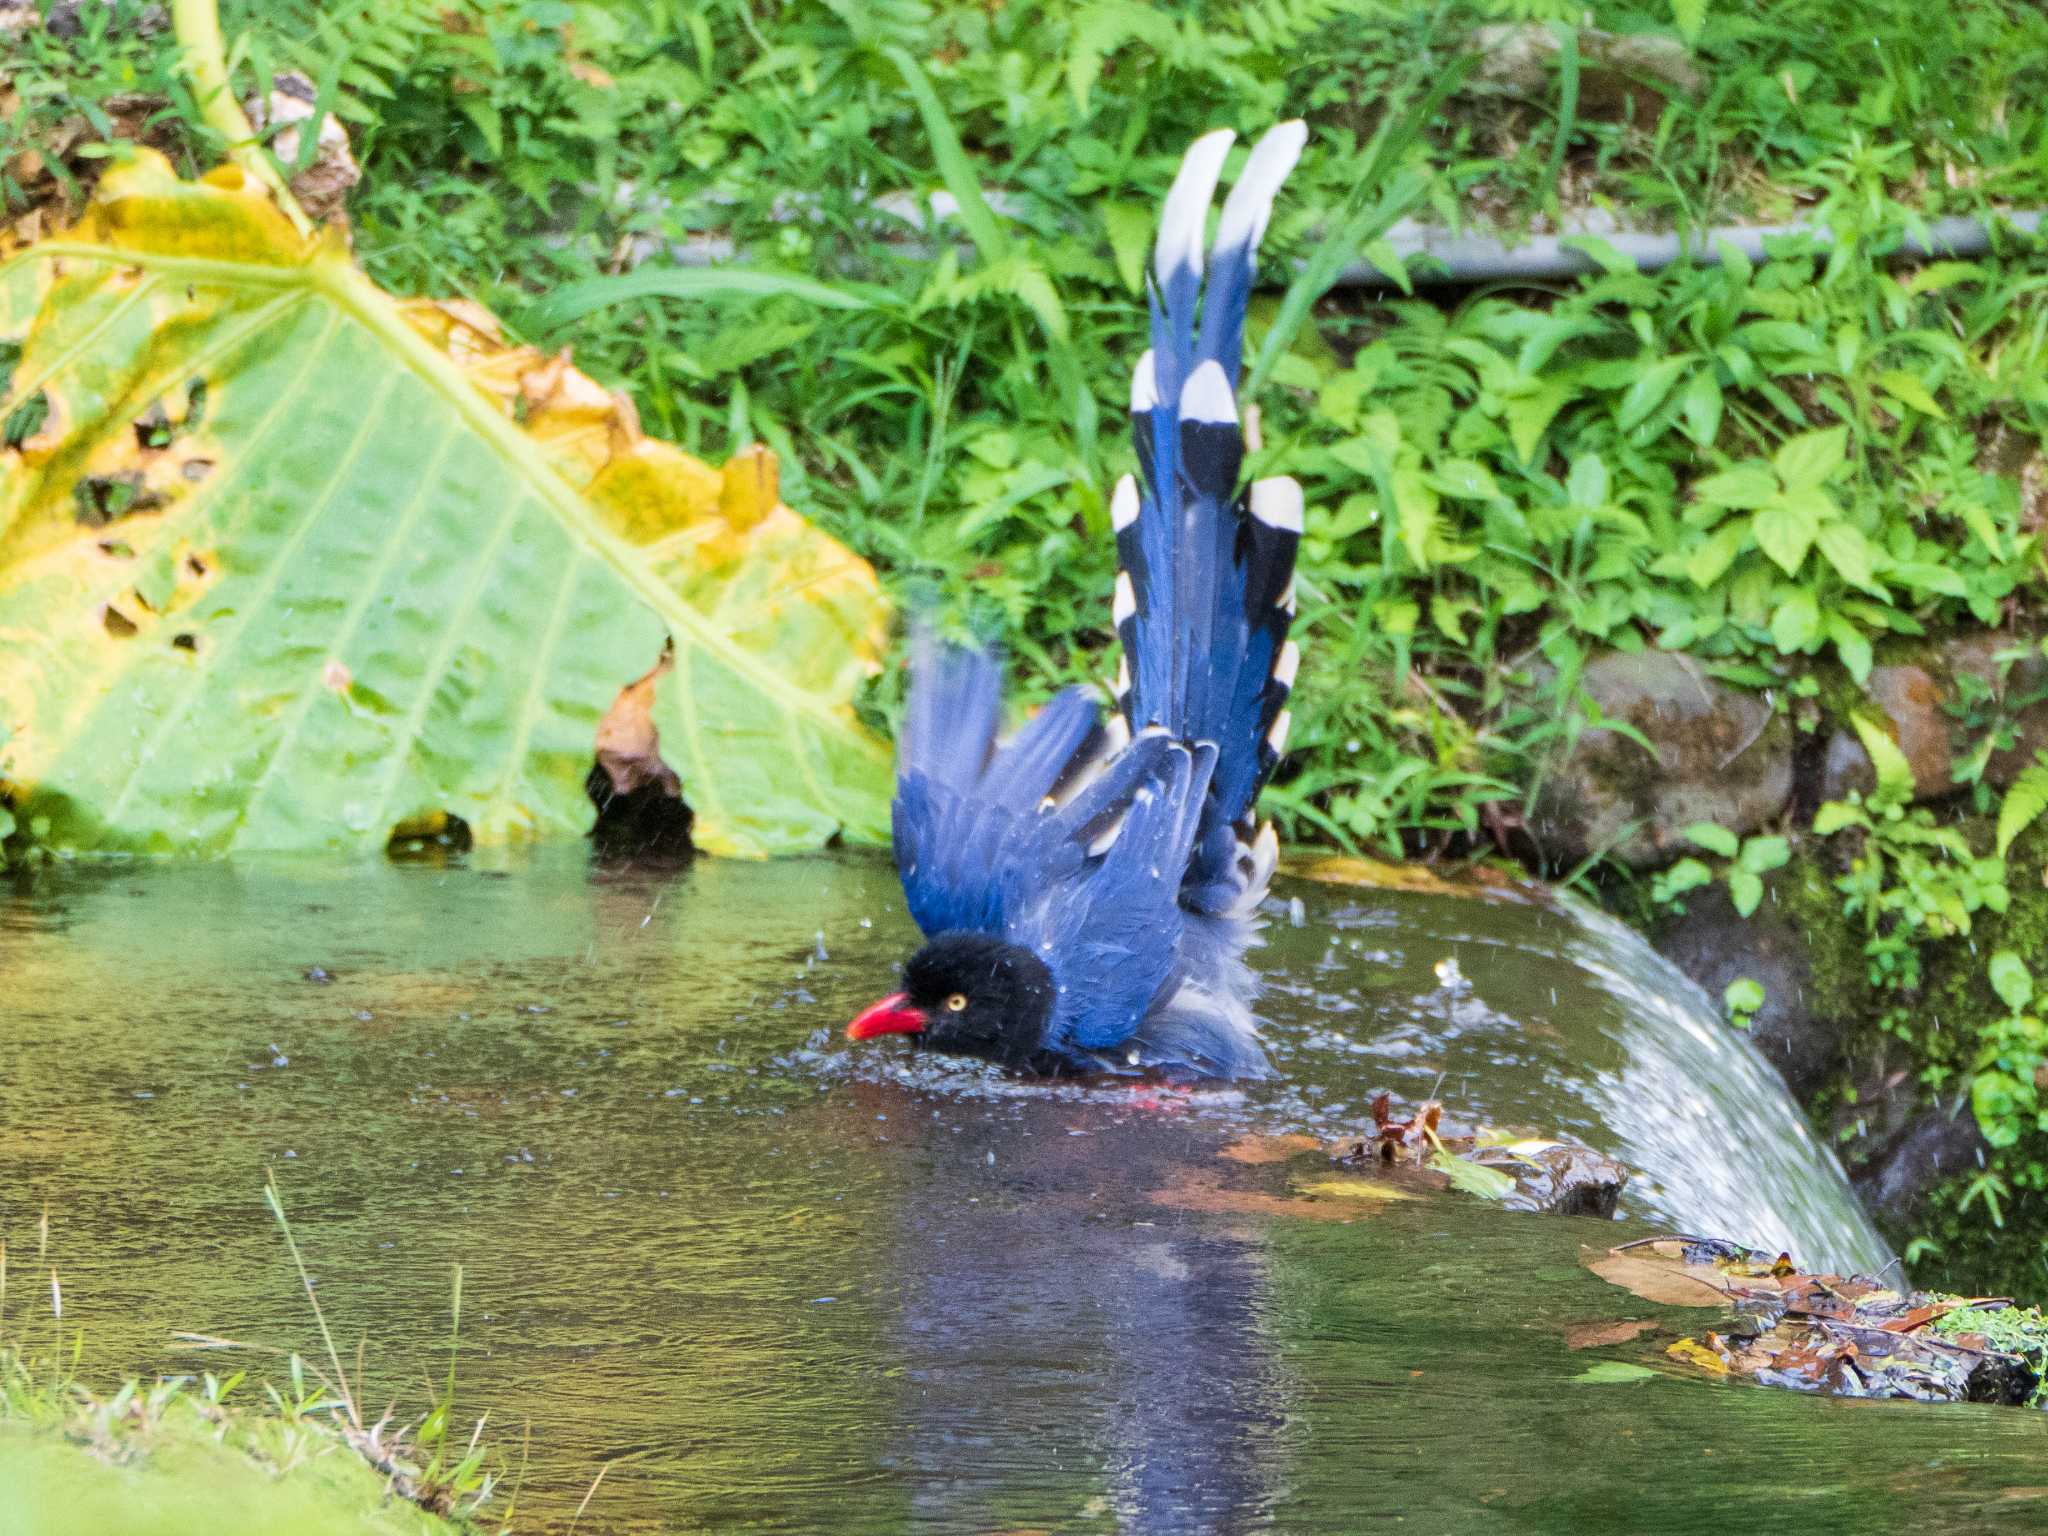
[1265, 877, 1894, 1277]
[1558, 894, 1892, 1274]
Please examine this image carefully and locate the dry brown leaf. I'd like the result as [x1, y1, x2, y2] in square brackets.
[1565, 1319, 1657, 1350]
[1217, 1134, 1322, 1165]
[1583, 1245, 1734, 1309]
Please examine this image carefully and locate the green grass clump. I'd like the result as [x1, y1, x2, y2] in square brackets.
[0, 1348, 466, 1536]
[0, 1181, 511, 1536]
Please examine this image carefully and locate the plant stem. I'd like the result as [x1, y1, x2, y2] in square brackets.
[170, 0, 313, 234]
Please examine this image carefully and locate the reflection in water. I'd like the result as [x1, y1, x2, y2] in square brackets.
[867, 1089, 1284, 1533]
[0, 849, 1955, 1534]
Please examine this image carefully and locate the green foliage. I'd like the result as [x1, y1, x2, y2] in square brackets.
[1931, 1302, 2048, 1405]
[1650, 824, 1787, 916]
[1997, 752, 2048, 857]
[1724, 975, 1765, 1027]
[16, 0, 2022, 858]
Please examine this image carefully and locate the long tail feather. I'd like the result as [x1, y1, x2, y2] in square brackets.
[1115, 122, 1307, 909]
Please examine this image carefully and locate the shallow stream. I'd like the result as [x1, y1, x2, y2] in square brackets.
[2, 852, 2043, 1532]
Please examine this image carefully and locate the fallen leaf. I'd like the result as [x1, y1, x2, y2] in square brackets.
[1566, 1319, 1657, 1350]
[1583, 1245, 1733, 1309]
[1666, 1337, 1731, 1375]
[1217, 1133, 1322, 1165]
[1150, 1170, 1365, 1222]
[1573, 1361, 1659, 1384]
[1297, 1178, 1420, 1202]
[1288, 853, 1533, 900]
[1429, 1150, 1517, 1201]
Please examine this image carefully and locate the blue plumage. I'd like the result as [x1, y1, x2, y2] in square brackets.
[878, 123, 1307, 1080]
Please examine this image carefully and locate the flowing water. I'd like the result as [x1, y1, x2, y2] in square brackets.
[1, 851, 2041, 1533]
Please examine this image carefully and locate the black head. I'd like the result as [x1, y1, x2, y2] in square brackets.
[846, 931, 1058, 1071]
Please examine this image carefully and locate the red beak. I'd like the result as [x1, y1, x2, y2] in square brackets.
[847, 992, 928, 1041]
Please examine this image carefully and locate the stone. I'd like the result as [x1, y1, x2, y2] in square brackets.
[1817, 632, 2048, 803]
[1526, 649, 1794, 869]
[1468, 1141, 1628, 1217]
[1852, 1107, 1989, 1229]
[1655, 875, 1847, 1098]
[244, 72, 360, 229]
[1467, 25, 1702, 122]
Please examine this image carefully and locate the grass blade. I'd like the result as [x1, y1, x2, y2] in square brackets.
[883, 46, 1010, 262]
[1248, 57, 1473, 396]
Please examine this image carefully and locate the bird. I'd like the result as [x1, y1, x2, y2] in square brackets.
[845, 121, 1307, 1080]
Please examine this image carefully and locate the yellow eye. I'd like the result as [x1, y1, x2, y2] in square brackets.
[944, 993, 969, 1013]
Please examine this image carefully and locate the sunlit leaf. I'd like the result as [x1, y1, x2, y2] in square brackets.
[1770, 590, 1822, 651]
[1772, 426, 1848, 492]
[1680, 368, 1723, 446]
[1875, 369, 1946, 419]
[1817, 522, 1880, 589]
[1849, 712, 1915, 804]
[1989, 950, 2034, 1014]
[1996, 756, 2048, 857]
[1753, 502, 1816, 576]
[1683, 822, 1739, 858]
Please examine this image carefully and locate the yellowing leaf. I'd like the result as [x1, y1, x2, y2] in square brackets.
[1665, 1337, 1731, 1374]
[1298, 1179, 1419, 1203]
[0, 154, 891, 856]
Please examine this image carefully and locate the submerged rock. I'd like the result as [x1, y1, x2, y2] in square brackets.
[1469, 1141, 1628, 1217]
[1528, 650, 1793, 869]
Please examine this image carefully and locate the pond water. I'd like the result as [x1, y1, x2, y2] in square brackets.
[2, 851, 2044, 1533]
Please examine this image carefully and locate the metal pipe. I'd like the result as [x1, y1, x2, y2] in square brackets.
[1339, 210, 2046, 286]
[620, 200, 2046, 288]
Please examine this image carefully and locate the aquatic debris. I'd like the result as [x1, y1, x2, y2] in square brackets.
[1334, 1094, 1629, 1215]
[1565, 1319, 1659, 1350]
[1574, 1361, 1660, 1385]
[1360, 1091, 1444, 1166]
[1287, 854, 1536, 901]
[1587, 1235, 2044, 1407]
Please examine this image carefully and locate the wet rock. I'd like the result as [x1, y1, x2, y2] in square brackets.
[1468, 1141, 1628, 1217]
[1527, 650, 1793, 869]
[1852, 1105, 1989, 1228]
[1819, 631, 2048, 802]
[1653, 873, 1848, 1098]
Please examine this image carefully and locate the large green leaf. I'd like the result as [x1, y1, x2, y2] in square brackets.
[0, 154, 891, 856]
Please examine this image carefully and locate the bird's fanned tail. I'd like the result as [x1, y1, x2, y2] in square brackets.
[1115, 120, 1307, 920]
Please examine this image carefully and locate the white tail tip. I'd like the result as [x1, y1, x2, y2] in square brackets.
[1111, 473, 1140, 532]
[1130, 349, 1158, 413]
[1267, 707, 1292, 755]
[1180, 359, 1237, 426]
[1214, 120, 1308, 257]
[1273, 639, 1300, 690]
[1250, 476, 1304, 533]
[1112, 570, 1137, 625]
[1154, 129, 1236, 286]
